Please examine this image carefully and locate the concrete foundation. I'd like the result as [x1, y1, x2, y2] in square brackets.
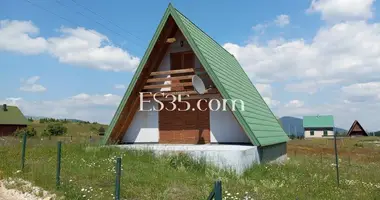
[116, 144, 287, 174]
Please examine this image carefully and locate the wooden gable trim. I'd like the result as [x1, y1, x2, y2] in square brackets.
[107, 16, 179, 143]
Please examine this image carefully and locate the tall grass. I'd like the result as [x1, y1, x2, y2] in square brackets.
[1, 137, 380, 199]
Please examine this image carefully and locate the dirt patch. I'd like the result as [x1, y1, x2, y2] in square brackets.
[0, 178, 56, 200]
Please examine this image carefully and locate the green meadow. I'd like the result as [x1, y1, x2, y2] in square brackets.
[1, 122, 380, 200]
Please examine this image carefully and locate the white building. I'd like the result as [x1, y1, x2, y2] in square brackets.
[303, 115, 334, 138]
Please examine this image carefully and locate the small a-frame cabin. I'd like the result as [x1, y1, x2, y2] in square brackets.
[347, 120, 368, 137]
[102, 4, 288, 163]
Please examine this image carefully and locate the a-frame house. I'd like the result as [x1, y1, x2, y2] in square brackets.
[347, 120, 368, 137]
[102, 4, 288, 158]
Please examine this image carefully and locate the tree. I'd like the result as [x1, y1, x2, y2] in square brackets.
[46, 123, 67, 136]
[13, 127, 37, 137]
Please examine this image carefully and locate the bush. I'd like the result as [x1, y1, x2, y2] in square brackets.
[98, 127, 105, 136]
[46, 123, 67, 136]
[167, 153, 206, 172]
[41, 129, 50, 137]
[13, 127, 37, 137]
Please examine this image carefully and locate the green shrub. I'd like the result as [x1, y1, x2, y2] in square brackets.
[354, 142, 364, 148]
[46, 123, 67, 136]
[167, 153, 206, 172]
[41, 129, 50, 137]
[13, 126, 37, 137]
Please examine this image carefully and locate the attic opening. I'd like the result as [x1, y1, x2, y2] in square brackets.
[138, 19, 222, 144]
[141, 25, 218, 101]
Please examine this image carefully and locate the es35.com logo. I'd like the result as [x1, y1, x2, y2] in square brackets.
[139, 92, 245, 112]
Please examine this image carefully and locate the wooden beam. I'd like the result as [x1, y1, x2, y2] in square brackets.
[150, 68, 194, 76]
[146, 75, 193, 83]
[143, 82, 193, 90]
[145, 94, 221, 101]
[142, 88, 218, 97]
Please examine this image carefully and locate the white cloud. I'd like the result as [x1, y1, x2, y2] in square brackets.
[229, 17, 380, 132]
[69, 93, 121, 107]
[285, 79, 341, 94]
[0, 20, 140, 72]
[255, 83, 280, 107]
[285, 100, 304, 108]
[19, 76, 46, 92]
[252, 24, 269, 34]
[114, 84, 126, 89]
[0, 93, 122, 124]
[224, 21, 380, 84]
[307, 0, 375, 21]
[255, 83, 272, 97]
[274, 15, 290, 27]
[48, 27, 140, 71]
[341, 82, 380, 102]
[0, 20, 47, 54]
[252, 14, 290, 34]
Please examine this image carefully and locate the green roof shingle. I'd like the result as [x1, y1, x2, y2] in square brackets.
[172, 8, 288, 146]
[303, 115, 334, 128]
[0, 105, 29, 125]
[102, 4, 288, 146]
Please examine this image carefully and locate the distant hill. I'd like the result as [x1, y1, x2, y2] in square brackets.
[279, 116, 304, 137]
[335, 127, 347, 134]
[25, 116, 89, 123]
[279, 116, 347, 137]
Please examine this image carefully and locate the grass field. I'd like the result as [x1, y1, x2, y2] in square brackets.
[1, 123, 380, 199]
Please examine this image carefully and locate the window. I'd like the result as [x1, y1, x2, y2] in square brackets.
[323, 130, 328, 136]
[310, 131, 314, 136]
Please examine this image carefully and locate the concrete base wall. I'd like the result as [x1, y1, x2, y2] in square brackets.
[116, 144, 287, 174]
[258, 142, 287, 164]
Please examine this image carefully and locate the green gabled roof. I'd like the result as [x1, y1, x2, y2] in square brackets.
[0, 105, 29, 125]
[103, 4, 288, 146]
[303, 115, 334, 128]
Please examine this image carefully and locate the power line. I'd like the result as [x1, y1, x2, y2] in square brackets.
[23, 0, 144, 51]
[24, 0, 77, 27]
[54, 0, 144, 50]
[70, 0, 144, 42]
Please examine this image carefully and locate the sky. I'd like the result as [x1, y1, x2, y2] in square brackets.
[1, 0, 380, 131]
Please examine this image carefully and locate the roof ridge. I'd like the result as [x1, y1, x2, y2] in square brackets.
[303, 115, 333, 117]
[173, 8, 236, 59]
